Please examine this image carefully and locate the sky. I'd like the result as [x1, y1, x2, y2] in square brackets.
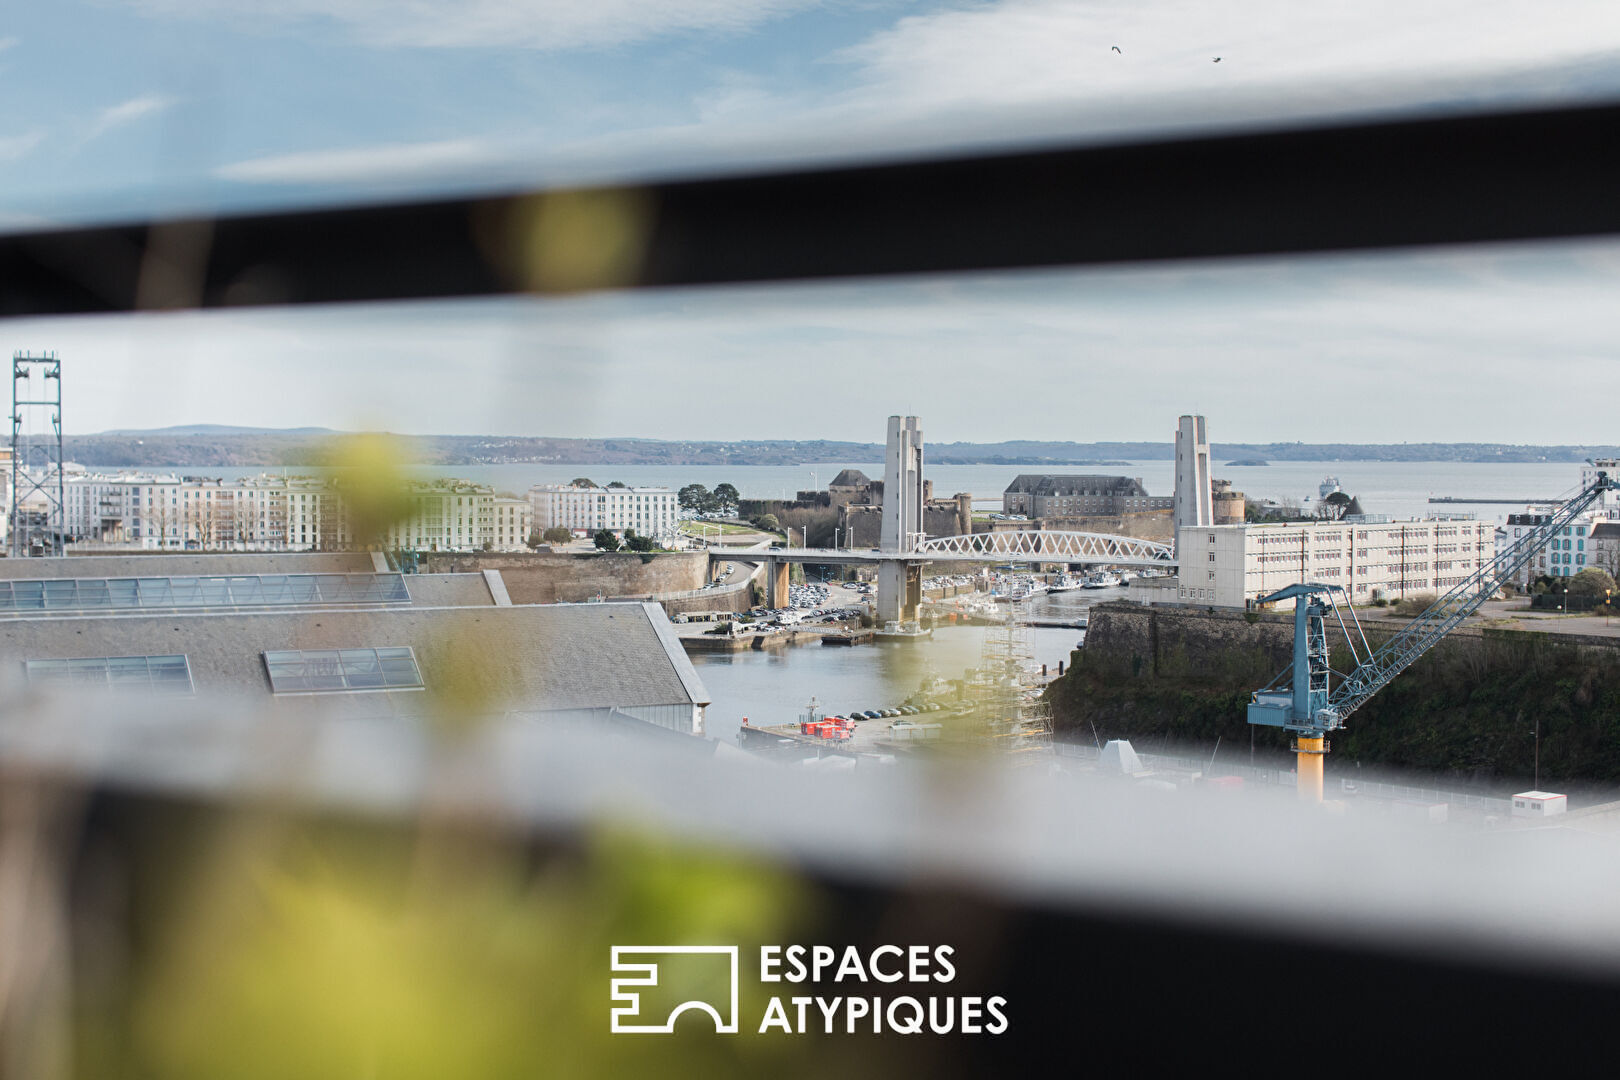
[5, 1, 1620, 443]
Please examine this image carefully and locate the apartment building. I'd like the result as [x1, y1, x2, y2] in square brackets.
[58, 473, 528, 553]
[382, 480, 496, 553]
[1500, 514, 1614, 586]
[494, 496, 533, 551]
[528, 484, 677, 543]
[1140, 518, 1496, 608]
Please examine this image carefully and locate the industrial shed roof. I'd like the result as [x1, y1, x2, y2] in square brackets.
[0, 601, 707, 719]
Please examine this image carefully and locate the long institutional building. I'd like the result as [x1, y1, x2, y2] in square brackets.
[1137, 519, 1499, 608]
[51, 471, 533, 553]
[1134, 437, 1620, 608]
[528, 483, 679, 543]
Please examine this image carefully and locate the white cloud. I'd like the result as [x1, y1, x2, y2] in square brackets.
[0, 131, 44, 163]
[128, 0, 823, 50]
[90, 94, 178, 137]
[215, 138, 499, 184]
[839, 0, 1620, 109]
[0, 36, 19, 52]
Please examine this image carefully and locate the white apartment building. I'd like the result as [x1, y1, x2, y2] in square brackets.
[382, 481, 495, 553]
[63, 473, 339, 550]
[529, 484, 677, 543]
[57, 472, 529, 553]
[1137, 518, 1497, 608]
[493, 496, 533, 550]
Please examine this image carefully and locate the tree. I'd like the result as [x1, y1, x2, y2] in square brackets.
[1316, 491, 1353, 521]
[755, 513, 780, 533]
[623, 528, 657, 553]
[714, 482, 741, 514]
[593, 529, 620, 551]
[541, 526, 572, 545]
[678, 483, 711, 513]
[606, 480, 628, 489]
[569, 477, 595, 488]
[1568, 567, 1617, 597]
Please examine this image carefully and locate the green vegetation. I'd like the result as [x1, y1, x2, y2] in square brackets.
[1047, 626, 1620, 786]
[1570, 567, 1617, 597]
[622, 529, 659, 553]
[678, 481, 741, 516]
[678, 520, 760, 537]
[1393, 592, 1438, 617]
[754, 513, 780, 533]
[540, 526, 573, 545]
[592, 529, 620, 552]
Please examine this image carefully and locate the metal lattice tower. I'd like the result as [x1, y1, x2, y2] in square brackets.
[11, 352, 65, 557]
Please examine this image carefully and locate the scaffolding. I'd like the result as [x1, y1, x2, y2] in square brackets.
[961, 608, 1052, 756]
[10, 352, 65, 557]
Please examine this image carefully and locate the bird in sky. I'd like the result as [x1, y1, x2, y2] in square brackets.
[1213, 56, 1222, 62]
[1112, 45, 1121, 53]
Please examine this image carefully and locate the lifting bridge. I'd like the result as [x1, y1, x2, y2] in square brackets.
[708, 530, 1175, 619]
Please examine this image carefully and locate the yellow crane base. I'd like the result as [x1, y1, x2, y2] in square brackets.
[1294, 737, 1329, 803]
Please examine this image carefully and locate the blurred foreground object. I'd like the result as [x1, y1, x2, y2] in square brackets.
[4, 697, 1620, 1076]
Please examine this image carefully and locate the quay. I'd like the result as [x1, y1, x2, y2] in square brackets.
[1428, 496, 1559, 504]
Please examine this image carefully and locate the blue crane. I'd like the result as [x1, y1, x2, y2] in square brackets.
[1248, 471, 1617, 800]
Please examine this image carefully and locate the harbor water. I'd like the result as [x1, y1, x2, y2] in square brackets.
[692, 587, 1110, 746]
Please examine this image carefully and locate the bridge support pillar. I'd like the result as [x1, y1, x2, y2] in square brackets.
[877, 561, 922, 625]
[767, 558, 791, 608]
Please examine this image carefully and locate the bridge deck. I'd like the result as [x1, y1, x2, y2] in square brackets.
[706, 546, 1177, 568]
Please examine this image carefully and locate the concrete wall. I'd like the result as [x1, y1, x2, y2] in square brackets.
[840, 497, 969, 548]
[419, 550, 708, 605]
[661, 585, 756, 617]
[1026, 511, 1175, 543]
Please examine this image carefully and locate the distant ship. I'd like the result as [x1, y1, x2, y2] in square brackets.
[1319, 476, 1343, 499]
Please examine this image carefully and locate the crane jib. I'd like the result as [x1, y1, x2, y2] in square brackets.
[1246, 473, 1614, 738]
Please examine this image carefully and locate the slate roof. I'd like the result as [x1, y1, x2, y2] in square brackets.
[0, 601, 707, 718]
[828, 469, 871, 489]
[1003, 474, 1149, 497]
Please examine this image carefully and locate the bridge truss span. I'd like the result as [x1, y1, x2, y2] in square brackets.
[915, 531, 1174, 566]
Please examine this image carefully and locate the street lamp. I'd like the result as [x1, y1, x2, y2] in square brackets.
[1607, 588, 1612, 628]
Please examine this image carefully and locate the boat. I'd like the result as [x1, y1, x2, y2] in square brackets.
[1319, 476, 1343, 499]
[875, 620, 933, 641]
[1047, 572, 1084, 593]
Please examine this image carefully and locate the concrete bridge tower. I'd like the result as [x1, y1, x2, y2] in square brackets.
[877, 416, 925, 624]
[1174, 415, 1212, 551]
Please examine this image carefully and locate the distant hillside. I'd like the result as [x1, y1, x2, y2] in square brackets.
[94, 425, 339, 437]
[54, 433, 1620, 468]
